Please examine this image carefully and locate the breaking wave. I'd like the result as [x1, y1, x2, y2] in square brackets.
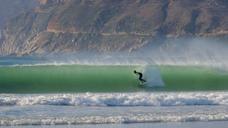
[1, 114, 228, 126]
[1, 92, 228, 106]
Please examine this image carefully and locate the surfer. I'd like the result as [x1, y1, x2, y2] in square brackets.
[134, 70, 146, 84]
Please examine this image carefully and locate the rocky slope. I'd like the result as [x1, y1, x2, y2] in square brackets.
[0, 0, 37, 29]
[0, 0, 228, 56]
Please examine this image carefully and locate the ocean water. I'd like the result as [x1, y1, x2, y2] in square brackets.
[1, 57, 228, 127]
[0, 64, 228, 93]
[1, 92, 228, 126]
[0, 92, 228, 125]
[2, 122, 228, 128]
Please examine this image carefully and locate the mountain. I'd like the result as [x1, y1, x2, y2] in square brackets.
[0, 0, 228, 56]
[0, 0, 37, 29]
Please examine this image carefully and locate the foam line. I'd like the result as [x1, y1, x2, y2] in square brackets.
[0, 92, 228, 106]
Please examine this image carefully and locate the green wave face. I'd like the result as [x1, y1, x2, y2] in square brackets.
[0, 65, 228, 93]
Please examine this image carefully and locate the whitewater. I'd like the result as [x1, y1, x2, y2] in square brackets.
[1, 92, 228, 106]
[0, 92, 228, 126]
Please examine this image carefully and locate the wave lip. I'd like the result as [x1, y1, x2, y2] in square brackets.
[0, 92, 228, 106]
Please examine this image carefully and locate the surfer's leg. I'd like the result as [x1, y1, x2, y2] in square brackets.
[139, 78, 146, 83]
[142, 79, 146, 82]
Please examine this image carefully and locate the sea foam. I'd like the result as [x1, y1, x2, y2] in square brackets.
[0, 92, 228, 106]
[1, 114, 228, 126]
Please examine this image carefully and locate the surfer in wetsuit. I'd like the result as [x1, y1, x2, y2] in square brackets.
[134, 70, 146, 84]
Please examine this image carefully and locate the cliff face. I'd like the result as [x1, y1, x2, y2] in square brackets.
[0, 0, 228, 56]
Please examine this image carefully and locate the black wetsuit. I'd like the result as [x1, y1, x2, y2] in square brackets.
[134, 71, 146, 83]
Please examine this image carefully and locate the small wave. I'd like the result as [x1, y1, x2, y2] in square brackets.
[1, 113, 228, 126]
[1, 92, 228, 106]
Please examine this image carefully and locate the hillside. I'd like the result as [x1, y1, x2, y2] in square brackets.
[0, 0, 37, 29]
[0, 0, 228, 56]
